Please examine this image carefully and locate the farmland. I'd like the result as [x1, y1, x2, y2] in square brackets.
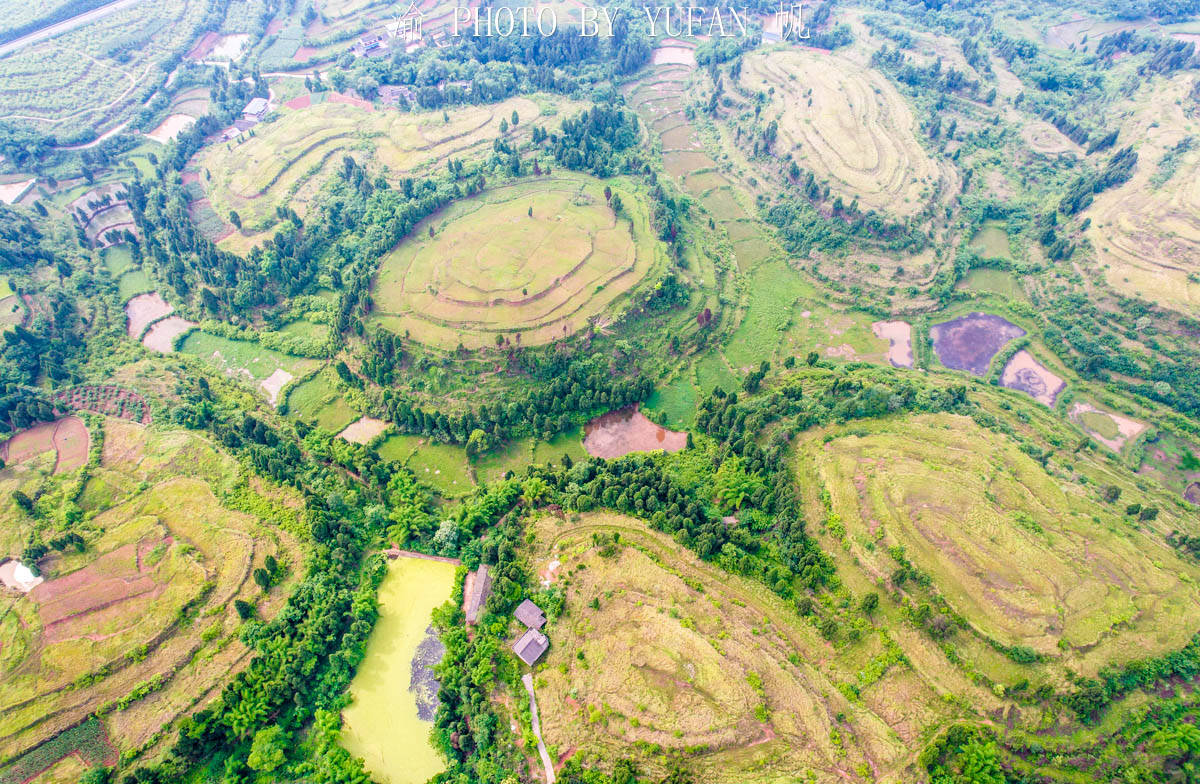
[0, 419, 305, 773]
[735, 49, 945, 217]
[0, 0, 209, 136]
[1084, 74, 1200, 315]
[370, 175, 661, 349]
[528, 511, 964, 782]
[195, 94, 574, 241]
[795, 411, 1200, 677]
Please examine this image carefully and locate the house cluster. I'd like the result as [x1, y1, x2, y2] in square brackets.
[513, 599, 549, 666]
[219, 97, 270, 142]
[352, 4, 445, 58]
[462, 564, 549, 667]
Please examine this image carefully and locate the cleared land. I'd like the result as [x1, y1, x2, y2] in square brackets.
[0, 420, 304, 768]
[370, 175, 660, 349]
[737, 49, 944, 217]
[797, 413, 1200, 667]
[999, 349, 1065, 406]
[195, 94, 573, 241]
[1084, 74, 1200, 315]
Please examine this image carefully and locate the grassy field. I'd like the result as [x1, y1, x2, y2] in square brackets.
[285, 368, 358, 432]
[1084, 74, 1200, 315]
[736, 48, 945, 217]
[370, 174, 662, 349]
[526, 511, 966, 782]
[0, 420, 305, 769]
[794, 411, 1200, 676]
[116, 269, 152, 301]
[196, 93, 578, 240]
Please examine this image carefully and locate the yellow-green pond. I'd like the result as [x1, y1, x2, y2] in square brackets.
[341, 556, 458, 784]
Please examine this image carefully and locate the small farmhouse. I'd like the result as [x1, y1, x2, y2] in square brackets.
[513, 628, 549, 666]
[514, 598, 546, 630]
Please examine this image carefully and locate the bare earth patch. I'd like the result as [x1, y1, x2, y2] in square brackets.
[583, 406, 687, 458]
[0, 417, 88, 474]
[142, 316, 196, 353]
[259, 368, 294, 407]
[871, 320, 914, 368]
[1068, 402, 1148, 452]
[337, 416, 390, 444]
[145, 114, 196, 144]
[1000, 350, 1065, 406]
[0, 559, 43, 592]
[125, 293, 173, 339]
[930, 312, 1025, 376]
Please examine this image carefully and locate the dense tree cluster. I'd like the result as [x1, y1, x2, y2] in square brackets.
[380, 355, 654, 444]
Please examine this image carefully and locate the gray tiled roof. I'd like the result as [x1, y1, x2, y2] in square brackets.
[514, 598, 546, 629]
[513, 628, 549, 666]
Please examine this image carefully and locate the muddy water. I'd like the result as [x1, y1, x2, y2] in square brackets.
[583, 405, 687, 458]
[340, 557, 457, 784]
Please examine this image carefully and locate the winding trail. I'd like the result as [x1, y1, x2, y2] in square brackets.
[521, 673, 556, 784]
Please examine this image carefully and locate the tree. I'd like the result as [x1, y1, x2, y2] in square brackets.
[610, 193, 623, 214]
[253, 567, 272, 592]
[247, 725, 288, 772]
[511, 109, 519, 125]
[860, 593, 879, 615]
[228, 211, 241, 229]
[499, 117, 509, 133]
[234, 599, 255, 620]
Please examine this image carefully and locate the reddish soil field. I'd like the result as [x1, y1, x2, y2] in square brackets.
[930, 312, 1026, 376]
[328, 92, 374, 111]
[186, 31, 221, 60]
[50, 416, 89, 473]
[285, 94, 313, 110]
[0, 420, 56, 465]
[53, 385, 152, 425]
[181, 170, 201, 186]
[0, 417, 89, 474]
[293, 46, 319, 61]
[583, 406, 687, 458]
[30, 539, 167, 640]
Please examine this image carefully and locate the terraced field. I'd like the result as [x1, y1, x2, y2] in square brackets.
[737, 49, 946, 217]
[370, 175, 661, 349]
[0, 419, 304, 770]
[1084, 74, 1200, 315]
[196, 94, 573, 241]
[528, 511, 966, 782]
[796, 412, 1200, 675]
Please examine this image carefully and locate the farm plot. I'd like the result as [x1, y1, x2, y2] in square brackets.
[528, 512, 959, 783]
[196, 94, 568, 237]
[930, 312, 1025, 376]
[1084, 74, 1200, 315]
[370, 175, 660, 349]
[0, 424, 305, 768]
[796, 413, 1200, 667]
[1068, 401, 1147, 452]
[737, 49, 944, 217]
[285, 368, 357, 432]
[53, 385, 152, 424]
[0, 417, 89, 475]
[179, 331, 320, 402]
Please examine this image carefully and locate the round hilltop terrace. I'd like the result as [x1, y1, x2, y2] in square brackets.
[368, 174, 662, 350]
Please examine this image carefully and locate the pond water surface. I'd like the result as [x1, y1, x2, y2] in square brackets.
[340, 556, 457, 784]
[583, 405, 687, 458]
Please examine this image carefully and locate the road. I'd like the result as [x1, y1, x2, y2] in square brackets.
[521, 672, 556, 784]
[0, 0, 145, 57]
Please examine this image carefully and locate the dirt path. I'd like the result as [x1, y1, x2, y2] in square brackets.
[522, 672, 557, 784]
